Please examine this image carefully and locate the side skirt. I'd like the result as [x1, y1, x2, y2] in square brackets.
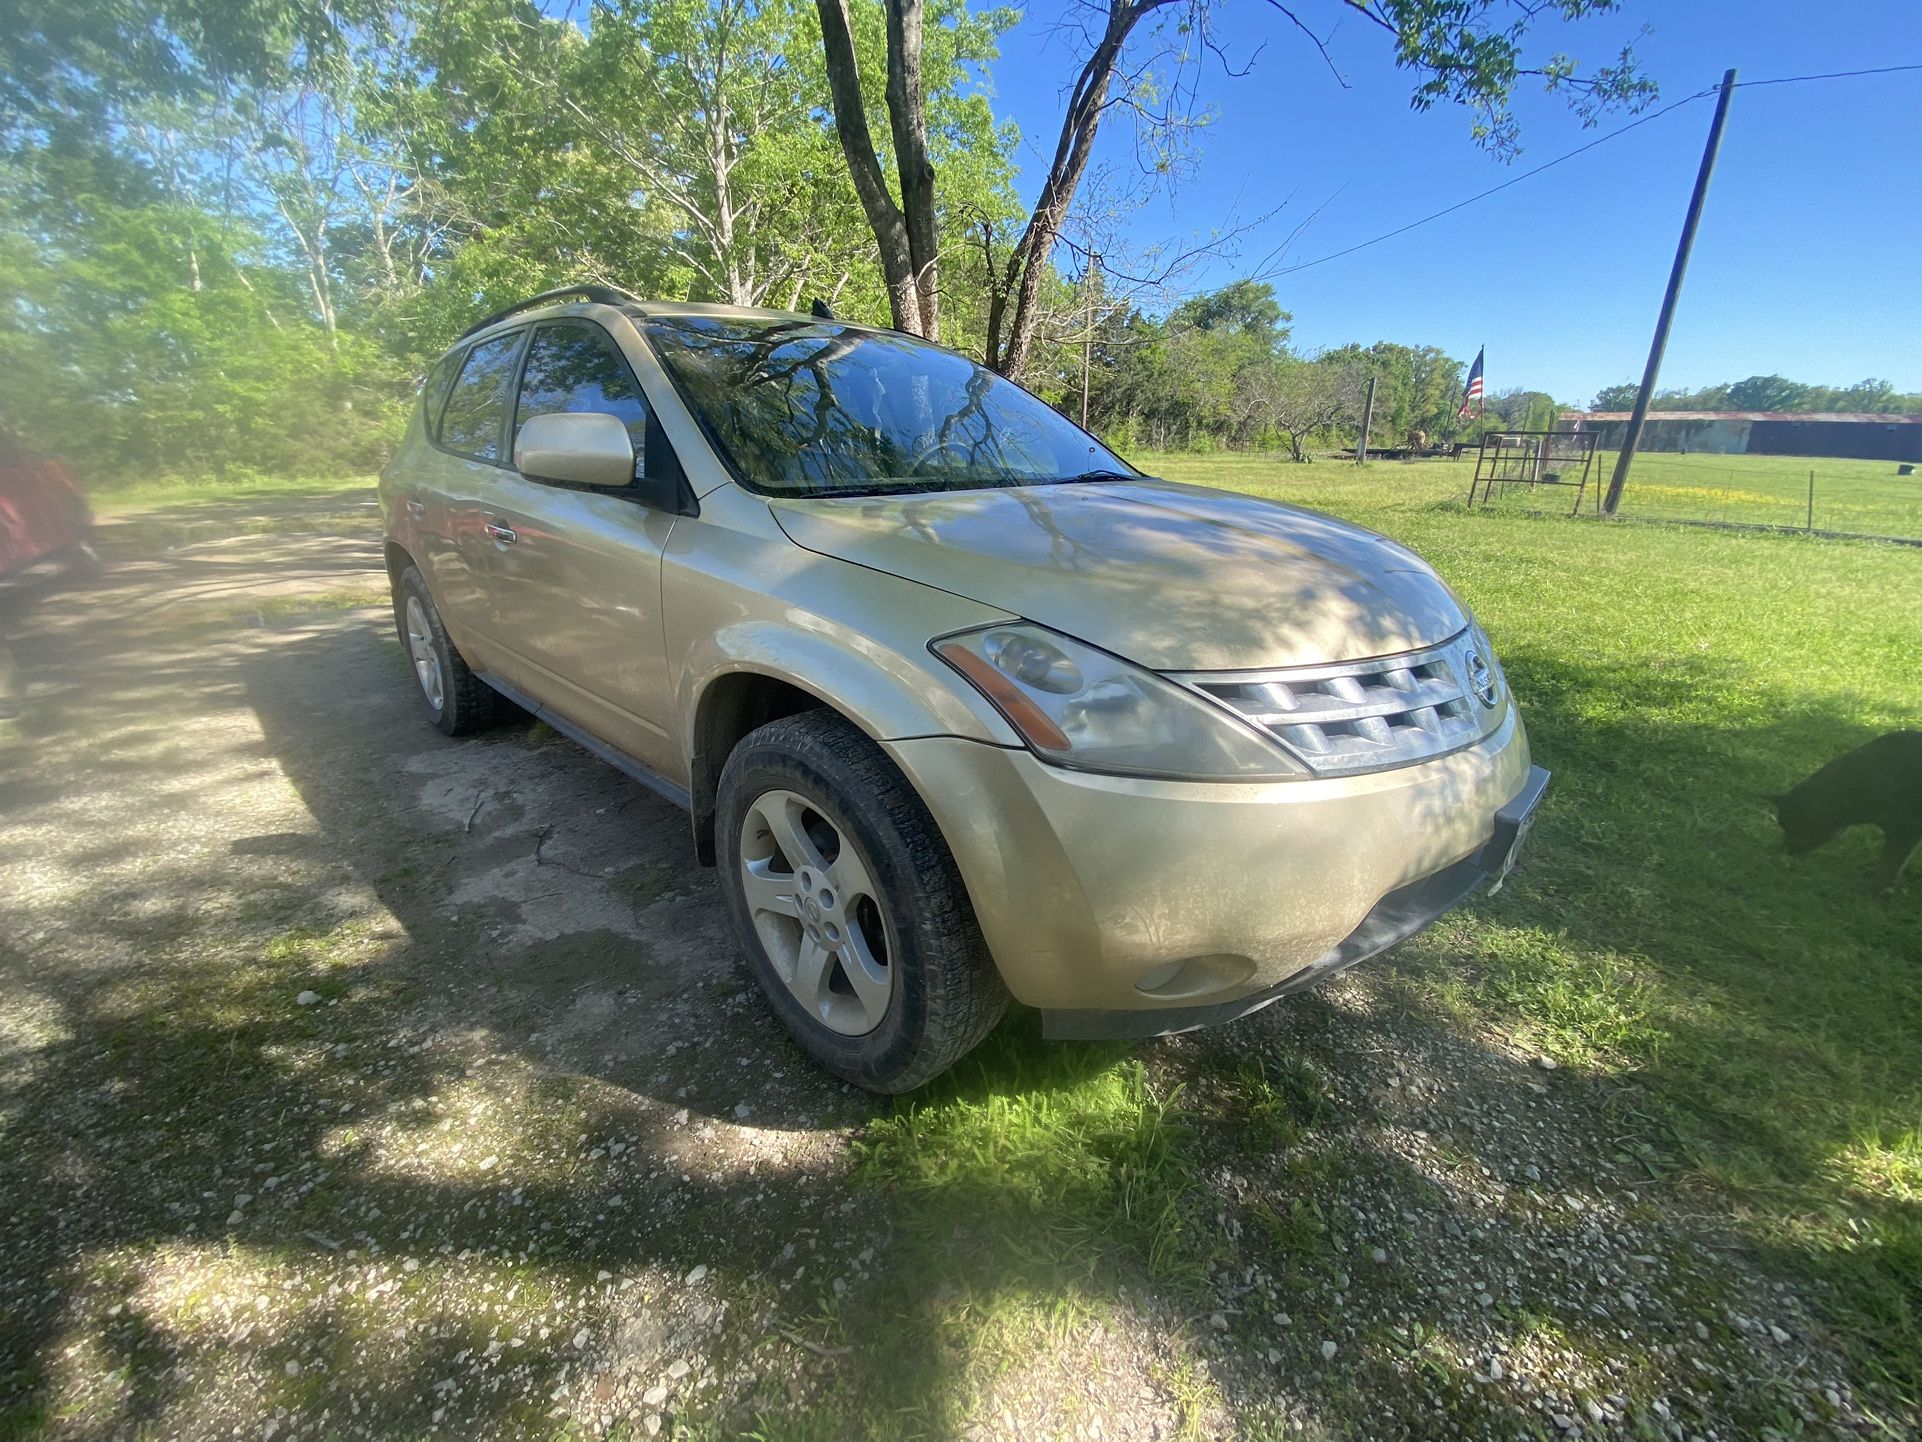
[478, 673, 692, 813]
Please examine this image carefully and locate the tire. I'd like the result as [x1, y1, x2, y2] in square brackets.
[393, 565, 497, 737]
[716, 710, 1008, 1092]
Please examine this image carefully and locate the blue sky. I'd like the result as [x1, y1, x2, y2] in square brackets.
[983, 1, 1922, 406]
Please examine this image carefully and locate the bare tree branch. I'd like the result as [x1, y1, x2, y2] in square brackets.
[1261, 2, 1347, 88]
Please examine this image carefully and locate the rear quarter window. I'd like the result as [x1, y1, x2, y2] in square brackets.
[421, 353, 461, 438]
[437, 331, 527, 462]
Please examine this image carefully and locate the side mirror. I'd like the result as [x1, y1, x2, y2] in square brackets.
[514, 412, 635, 489]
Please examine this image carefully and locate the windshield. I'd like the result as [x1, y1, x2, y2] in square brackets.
[643, 314, 1134, 497]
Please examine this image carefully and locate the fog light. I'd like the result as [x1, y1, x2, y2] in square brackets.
[1134, 954, 1256, 1000]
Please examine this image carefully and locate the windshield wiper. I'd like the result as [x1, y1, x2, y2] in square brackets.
[792, 471, 1142, 499]
[793, 479, 946, 499]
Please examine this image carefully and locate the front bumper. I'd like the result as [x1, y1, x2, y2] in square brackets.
[886, 707, 1541, 1036]
[1044, 762, 1549, 1037]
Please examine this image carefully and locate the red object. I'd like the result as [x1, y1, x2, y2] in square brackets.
[0, 438, 91, 580]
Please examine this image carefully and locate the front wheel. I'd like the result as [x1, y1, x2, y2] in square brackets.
[716, 711, 1007, 1092]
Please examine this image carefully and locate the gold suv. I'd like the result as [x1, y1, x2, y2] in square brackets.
[381, 285, 1548, 1091]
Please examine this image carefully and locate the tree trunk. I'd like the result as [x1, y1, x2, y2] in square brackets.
[816, 0, 1167, 365]
[883, 0, 939, 340]
[813, 0, 924, 333]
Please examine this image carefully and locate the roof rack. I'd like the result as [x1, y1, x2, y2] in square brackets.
[456, 283, 644, 342]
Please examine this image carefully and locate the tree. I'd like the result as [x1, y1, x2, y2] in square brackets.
[0, 1, 410, 479]
[1591, 382, 1638, 411]
[0, 0, 388, 127]
[1172, 280, 1291, 445]
[556, 0, 1010, 314]
[1260, 356, 1369, 462]
[1323, 341, 1466, 447]
[1484, 387, 1558, 432]
[1724, 374, 1812, 411]
[1834, 378, 1897, 412]
[378, 0, 1015, 339]
[813, 0, 1656, 376]
[551, 0, 862, 309]
[0, 136, 396, 478]
[1172, 279, 1289, 346]
[812, 0, 941, 336]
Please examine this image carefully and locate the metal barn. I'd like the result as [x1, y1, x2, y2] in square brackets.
[1560, 411, 1922, 462]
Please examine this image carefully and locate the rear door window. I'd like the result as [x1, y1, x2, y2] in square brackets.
[438, 331, 526, 462]
[515, 322, 650, 477]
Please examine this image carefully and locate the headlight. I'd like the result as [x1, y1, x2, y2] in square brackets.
[932, 623, 1305, 780]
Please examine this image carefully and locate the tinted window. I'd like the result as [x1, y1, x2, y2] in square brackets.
[421, 353, 460, 437]
[438, 332, 526, 461]
[515, 322, 649, 477]
[644, 315, 1130, 497]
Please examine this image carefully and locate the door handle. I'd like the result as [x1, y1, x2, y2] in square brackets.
[483, 520, 518, 545]
[405, 497, 426, 519]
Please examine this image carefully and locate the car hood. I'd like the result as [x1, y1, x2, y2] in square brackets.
[768, 478, 1467, 670]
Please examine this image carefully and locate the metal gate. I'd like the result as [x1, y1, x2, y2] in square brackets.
[1469, 431, 1600, 514]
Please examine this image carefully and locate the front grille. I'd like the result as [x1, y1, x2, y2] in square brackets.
[1172, 631, 1506, 777]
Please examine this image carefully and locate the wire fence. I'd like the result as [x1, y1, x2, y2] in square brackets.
[1475, 450, 1922, 543]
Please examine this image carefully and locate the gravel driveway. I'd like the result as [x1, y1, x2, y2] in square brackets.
[0, 491, 1880, 1440]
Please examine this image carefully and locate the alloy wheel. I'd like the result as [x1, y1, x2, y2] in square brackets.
[737, 788, 894, 1036]
[404, 595, 444, 713]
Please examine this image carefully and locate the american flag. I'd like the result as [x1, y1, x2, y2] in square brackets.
[1458, 347, 1485, 418]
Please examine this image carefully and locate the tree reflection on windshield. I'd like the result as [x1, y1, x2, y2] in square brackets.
[643, 315, 1131, 497]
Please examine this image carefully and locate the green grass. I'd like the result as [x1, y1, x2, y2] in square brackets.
[1136, 451, 1922, 1403]
[237, 589, 391, 621]
[857, 1034, 1202, 1282]
[1586, 449, 1922, 538]
[86, 471, 376, 517]
[1351, 445, 1922, 538]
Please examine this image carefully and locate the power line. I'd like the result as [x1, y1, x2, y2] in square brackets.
[1735, 62, 1922, 88]
[1251, 88, 1717, 281]
[1249, 60, 1921, 283]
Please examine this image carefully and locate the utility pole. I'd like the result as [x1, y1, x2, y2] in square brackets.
[1357, 374, 1377, 466]
[1079, 253, 1100, 430]
[1602, 68, 1738, 516]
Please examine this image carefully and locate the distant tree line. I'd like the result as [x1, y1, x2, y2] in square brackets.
[1060, 277, 1492, 459]
[1589, 376, 1922, 415]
